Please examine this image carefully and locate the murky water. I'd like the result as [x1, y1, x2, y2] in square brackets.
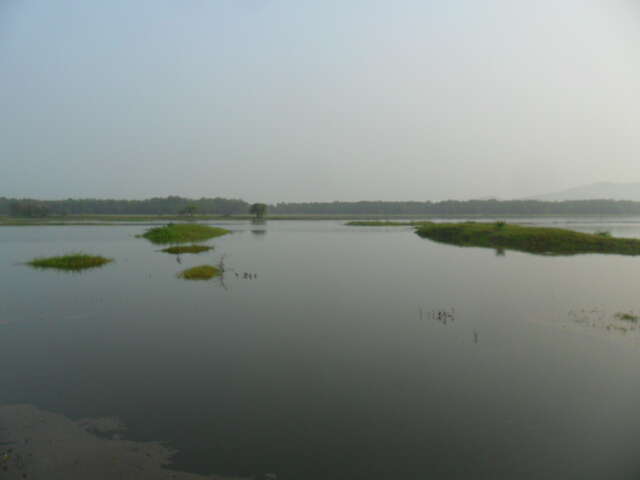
[2, 219, 640, 479]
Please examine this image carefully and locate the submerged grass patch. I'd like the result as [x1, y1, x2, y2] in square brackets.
[614, 312, 640, 323]
[178, 265, 220, 280]
[28, 253, 113, 271]
[161, 245, 213, 254]
[415, 222, 640, 256]
[141, 223, 230, 244]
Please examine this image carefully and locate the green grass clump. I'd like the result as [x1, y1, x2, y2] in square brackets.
[141, 223, 230, 244]
[28, 253, 113, 271]
[178, 265, 220, 280]
[161, 245, 213, 254]
[414, 222, 640, 256]
[614, 312, 639, 322]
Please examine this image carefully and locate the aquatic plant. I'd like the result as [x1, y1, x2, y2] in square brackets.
[568, 308, 640, 335]
[414, 222, 640, 256]
[28, 253, 113, 271]
[161, 245, 213, 254]
[177, 265, 220, 280]
[614, 312, 639, 323]
[141, 223, 230, 244]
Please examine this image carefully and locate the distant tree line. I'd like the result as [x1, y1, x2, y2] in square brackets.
[5, 197, 640, 217]
[269, 199, 640, 216]
[0, 196, 248, 216]
[8, 200, 50, 217]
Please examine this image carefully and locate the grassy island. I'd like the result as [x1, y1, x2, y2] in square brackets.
[414, 222, 640, 256]
[141, 224, 230, 244]
[178, 265, 220, 280]
[161, 245, 213, 254]
[28, 253, 113, 271]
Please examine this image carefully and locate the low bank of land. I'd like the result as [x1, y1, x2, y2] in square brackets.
[7, 211, 640, 226]
[345, 221, 417, 226]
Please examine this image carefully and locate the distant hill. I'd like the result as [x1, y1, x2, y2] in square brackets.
[531, 182, 640, 201]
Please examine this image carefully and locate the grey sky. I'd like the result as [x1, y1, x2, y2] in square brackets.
[2, 0, 640, 202]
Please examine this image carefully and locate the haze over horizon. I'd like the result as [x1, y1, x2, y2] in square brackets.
[3, 0, 640, 203]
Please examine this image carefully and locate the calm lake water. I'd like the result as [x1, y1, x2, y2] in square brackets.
[3, 218, 640, 479]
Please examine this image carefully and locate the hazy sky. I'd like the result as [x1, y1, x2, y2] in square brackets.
[2, 0, 640, 202]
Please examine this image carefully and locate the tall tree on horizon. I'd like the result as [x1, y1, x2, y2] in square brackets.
[180, 204, 198, 217]
[249, 203, 267, 219]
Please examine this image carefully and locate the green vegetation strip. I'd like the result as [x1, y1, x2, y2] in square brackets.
[161, 245, 213, 254]
[346, 221, 419, 226]
[178, 265, 220, 280]
[141, 224, 230, 244]
[414, 222, 640, 256]
[28, 253, 113, 271]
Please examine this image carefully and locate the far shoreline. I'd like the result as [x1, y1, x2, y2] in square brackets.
[5, 213, 640, 226]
